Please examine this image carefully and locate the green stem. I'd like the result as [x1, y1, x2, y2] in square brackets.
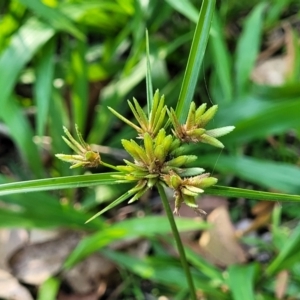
[157, 183, 197, 300]
[100, 161, 120, 171]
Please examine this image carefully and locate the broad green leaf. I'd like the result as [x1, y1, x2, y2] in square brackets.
[228, 264, 259, 300]
[175, 0, 216, 122]
[19, 0, 84, 40]
[198, 155, 300, 194]
[34, 38, 55, 137]
[64, 216, 209, 268]
[0, 173, 120, 196]
[235, 2, 267, 96]
[101, 249, 227, 299]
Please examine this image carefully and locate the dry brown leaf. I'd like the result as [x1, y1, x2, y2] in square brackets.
[9, 232, 81, 284]
[199, 206, 247, 267]
[236, 202, 275, 237]
[63, 253, 115, 294]
[275, 270, 289, 299]
[0, 269, 33, 300]
[251, 56, 287, 85]
[0, 229, 28, 270]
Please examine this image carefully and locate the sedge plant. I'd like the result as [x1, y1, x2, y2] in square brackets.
[55, 89, 235, 299]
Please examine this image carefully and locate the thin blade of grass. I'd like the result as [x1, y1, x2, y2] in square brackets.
[85, 190, 134, 223]
[48, 91, 72, 176]
[266, 223, 300, 276]
[70, 32, 88, 130]
[34, 38, 55, 137]
[101, 249, 227, 298]
[0, 173, 120, 196]
[0, 175, 104, 230]
[205, 185, 300, 203]
[87, 57, 147, 144]
[0, 95, 44, 178]
[65, 216, 209, 268]
[18, 0, 84, 40]
[165, 0, 198, 22]
[209, 12, 233, 103]
[146, 30, 153, 115]
[199, 154, 300, 194]
[174, 0, 216, 122]
[235, 2, 267, 97]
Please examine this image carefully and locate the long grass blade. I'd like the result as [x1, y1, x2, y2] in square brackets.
[146, 30, 153, 115]
[34, 38, 55, 137]
[18, 0, 84, 40]
[205, 185, 300, 202]
[175, 0, 216, 122]
[0, 173, 121, 196]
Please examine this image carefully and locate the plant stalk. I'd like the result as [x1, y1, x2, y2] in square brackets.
[157, 183, 197, 300]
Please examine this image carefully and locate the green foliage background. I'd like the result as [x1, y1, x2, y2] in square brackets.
[1, 0, 300, 299]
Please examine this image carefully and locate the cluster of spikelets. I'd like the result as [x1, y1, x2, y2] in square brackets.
[56, 91, 234, 215]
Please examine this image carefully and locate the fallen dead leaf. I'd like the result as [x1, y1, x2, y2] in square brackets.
[275, 270, 289, 299]
[251, 56, 287, 85]
[236, 201, 275, 238]
[0, 269, 33, 300]
[199, 206, 247, 267]
[9, 231, 81, 285]
[63, 253, 115, 294]
[0, 228, 28, 270]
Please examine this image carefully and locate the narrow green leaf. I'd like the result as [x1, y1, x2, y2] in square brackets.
[88, 58, 147, 144]
[101, 249, 227, 298]
[65, 216, 209, 268]
[205, 185, 300, 203]
[34, 38, 55, 137]
[209, 12, 233, 103]
[235, 2, 267, 96]
[198, 155, 300, 194]
[0, 173, 120, 196]
[19, 0, 84, 40]
[0, 96, 44, 177]
[175, 0, 216, 122]
[0, 175, 104, 230]
[146, 29, 153, 115]
[70, 33, 88, 130]
[228, 264, 258, 300]
[37, 277, 60, 300]
[266, 223, 300, 276]
[265, 0, 291, 27]
[85, 191, 134, 223]
[165, 0, 198, 22]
